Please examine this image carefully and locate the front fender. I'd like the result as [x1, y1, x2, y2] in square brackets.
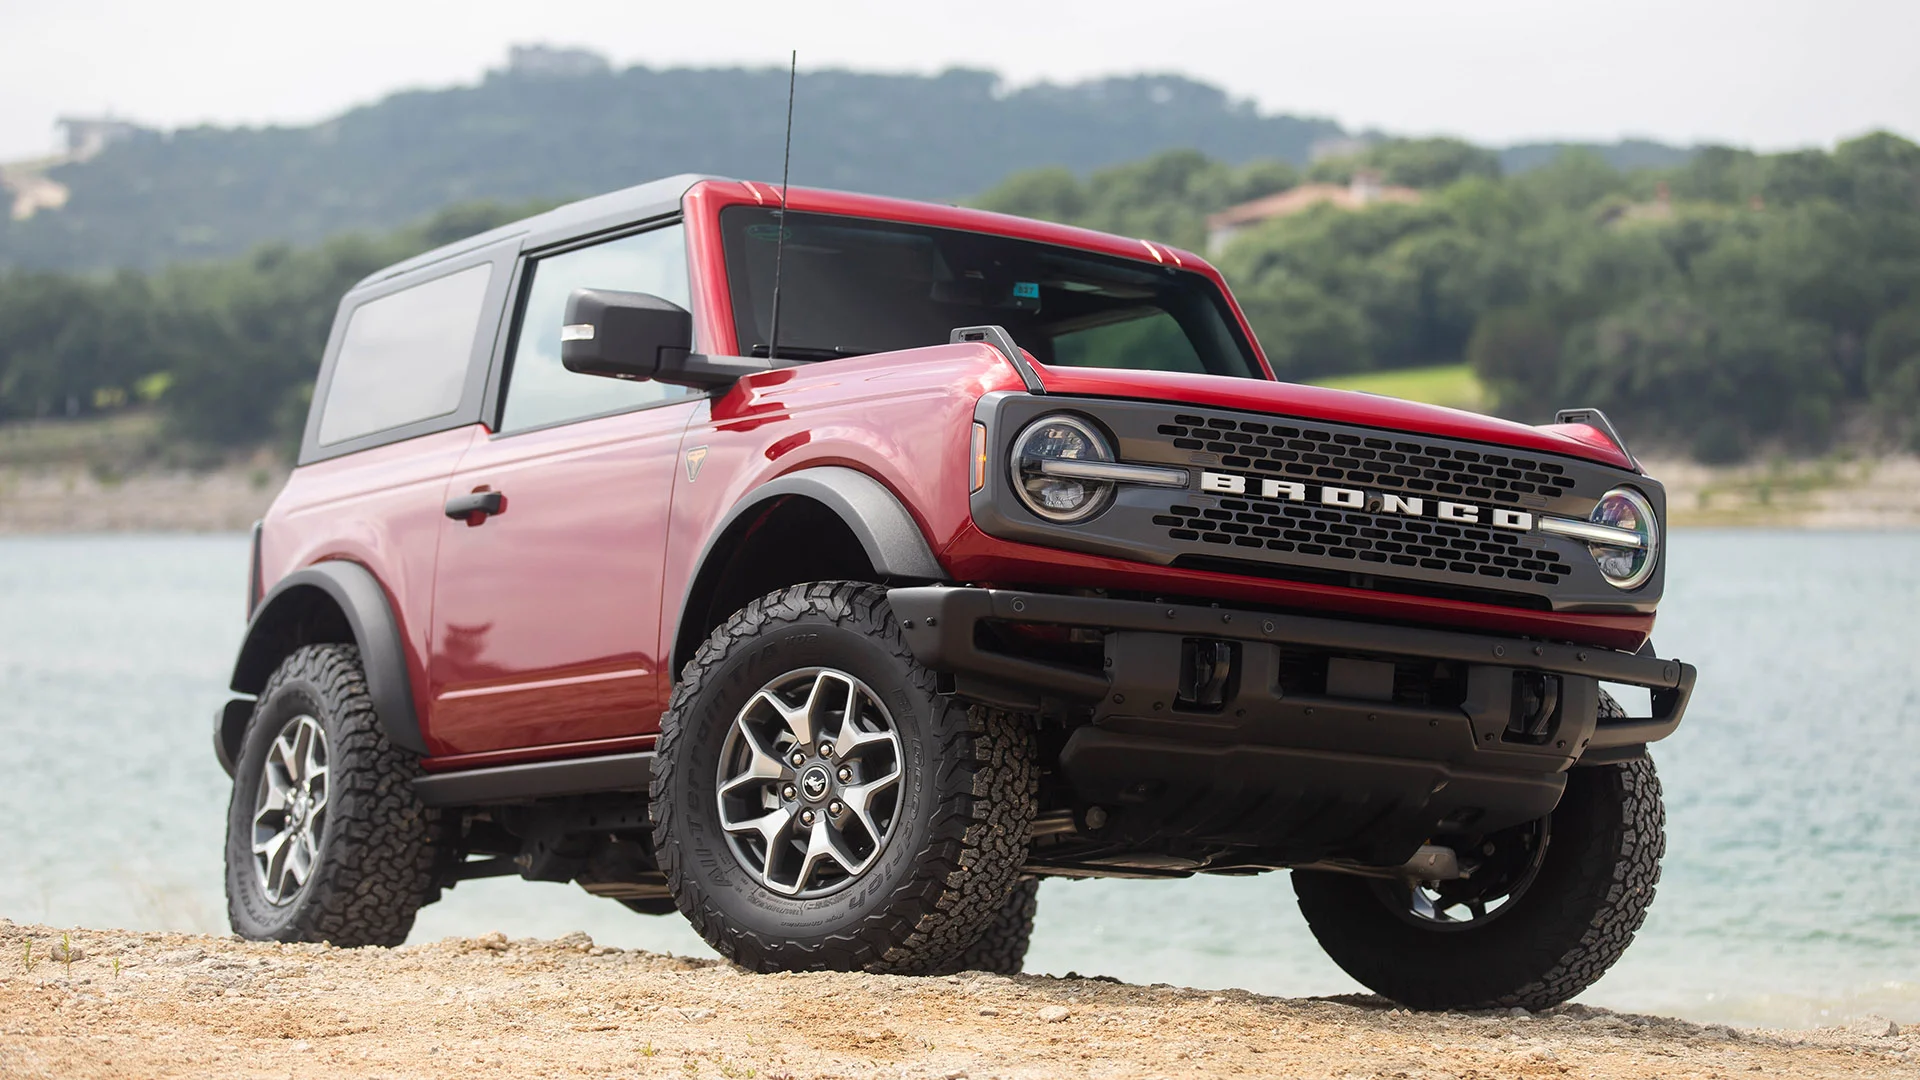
[720, 466, 946, 581]
[668, 466, 947, 674]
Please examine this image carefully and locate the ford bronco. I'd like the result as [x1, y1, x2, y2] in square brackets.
[215, 174, 1694, 1010]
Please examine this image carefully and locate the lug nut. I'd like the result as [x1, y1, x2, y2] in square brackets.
[829, 800, 844, 815]
[800, 809, 816, 826]
[790, 751, 807, 767]
[837, 767, 852, 782]
[818, 742, 833, 758]
[782, 784, 797, 799]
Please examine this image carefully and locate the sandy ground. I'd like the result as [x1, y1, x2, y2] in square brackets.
[0, 920, 1910, 1080]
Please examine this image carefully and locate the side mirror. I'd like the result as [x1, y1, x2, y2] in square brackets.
[561, 288, 692, 382]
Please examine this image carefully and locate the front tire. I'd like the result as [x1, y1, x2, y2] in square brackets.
[224, 644, 446, 947]
[651, 582, 1037, 974]
[1293, 754, 1665, 1011]
[943, 875, 1040, 975]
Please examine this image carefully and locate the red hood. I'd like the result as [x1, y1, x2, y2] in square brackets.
[1027, 363, 1635, 472]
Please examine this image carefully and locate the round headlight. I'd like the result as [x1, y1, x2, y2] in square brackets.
[1589, 487, 1659, 590]
[1010, 415, 1115, 523]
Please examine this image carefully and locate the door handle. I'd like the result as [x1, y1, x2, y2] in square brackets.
[445, 490, 505, 522]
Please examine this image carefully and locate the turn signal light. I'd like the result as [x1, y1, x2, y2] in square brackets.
[970, 422, 988, 492]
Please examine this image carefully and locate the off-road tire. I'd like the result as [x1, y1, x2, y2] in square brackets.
[650, 582, 1037, 974]
[225, 644, 447, 947]
[1293, 704, 1663, 1011]
[943, 875, 1040, 975]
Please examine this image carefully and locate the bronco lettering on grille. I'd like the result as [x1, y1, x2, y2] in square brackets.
[1197, 470, 1535, 532]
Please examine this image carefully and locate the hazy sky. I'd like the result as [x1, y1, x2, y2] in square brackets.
[3, 0, 1916, 163]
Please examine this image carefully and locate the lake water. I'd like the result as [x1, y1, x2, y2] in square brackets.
[2, 531, 1915, 1029]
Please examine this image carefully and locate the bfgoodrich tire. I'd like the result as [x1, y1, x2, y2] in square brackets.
[650, 582, 1037, 974]
[224, 644, 446, 947]
[943, 875, 1040, 975]
[1294, 751, 1664, 1012]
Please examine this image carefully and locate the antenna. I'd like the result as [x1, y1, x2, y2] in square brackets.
[765, 50, 797, 361]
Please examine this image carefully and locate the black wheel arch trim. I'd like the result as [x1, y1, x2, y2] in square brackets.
[226, 560, 427, 762]
[670, 465, 948, 673]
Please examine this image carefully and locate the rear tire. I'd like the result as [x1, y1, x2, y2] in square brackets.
[224, 644, 446, 947]
[650, 582, 1037, 974]
[1294, 750, 1664, 1011]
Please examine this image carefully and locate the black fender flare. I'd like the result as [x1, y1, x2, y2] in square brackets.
[224, 561, 427, 764]
[670, 465, 947, 673]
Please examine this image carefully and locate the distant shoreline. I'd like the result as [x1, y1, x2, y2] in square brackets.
[0, 462, 285, 534]
[1, 455, 1917, 534]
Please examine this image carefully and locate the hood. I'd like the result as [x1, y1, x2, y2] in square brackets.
[1026, 363, 1636, 472]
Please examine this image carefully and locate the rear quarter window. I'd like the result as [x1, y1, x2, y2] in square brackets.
[317, 264, 494, 446]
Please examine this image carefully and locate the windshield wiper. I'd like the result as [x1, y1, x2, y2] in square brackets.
[748, 343, 874, 360]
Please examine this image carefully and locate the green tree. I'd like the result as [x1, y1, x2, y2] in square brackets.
[1468, 307, 1563, 419]
[1309, 138, 1501, 189]
[1866, 305, 1920, 448]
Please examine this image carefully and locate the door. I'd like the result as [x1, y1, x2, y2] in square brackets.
[426, 222, 702, 757]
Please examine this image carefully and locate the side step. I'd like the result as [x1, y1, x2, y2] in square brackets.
[413, 751, 655, 808]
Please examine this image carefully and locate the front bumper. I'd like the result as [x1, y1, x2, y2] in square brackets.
[889, 585, 1695, 864]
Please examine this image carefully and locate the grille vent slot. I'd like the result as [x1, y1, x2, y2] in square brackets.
[1158, 415, 1578, 504]
[1153, 500, 1568, 585]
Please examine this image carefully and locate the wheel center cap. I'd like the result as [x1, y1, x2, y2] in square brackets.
[799, 764, 831, 802]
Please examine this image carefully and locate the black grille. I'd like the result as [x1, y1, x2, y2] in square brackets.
[1153, 499, 1569, 585]
[975, 393, 1661, 614]
[1158, 414, 1578, 506]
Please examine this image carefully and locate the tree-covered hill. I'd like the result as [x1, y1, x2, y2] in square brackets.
[4, 133, 1913, 464]
[0, 60, 1692, 272]
[973, 137, 1920, 460]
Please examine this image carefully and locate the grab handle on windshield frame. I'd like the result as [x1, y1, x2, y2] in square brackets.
[951, 325, 1044, 394]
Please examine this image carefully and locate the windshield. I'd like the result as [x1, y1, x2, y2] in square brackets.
[719, 206, 1265, 379]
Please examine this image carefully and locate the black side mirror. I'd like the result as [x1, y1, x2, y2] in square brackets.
[561, 288, 692, 382]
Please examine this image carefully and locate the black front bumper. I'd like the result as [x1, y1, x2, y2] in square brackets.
[889, 586, 1695, 865]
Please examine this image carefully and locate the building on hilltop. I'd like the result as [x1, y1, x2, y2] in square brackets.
[1205, 171, 1423, 253]
[507, 44, 613, 79]
[55, 117, 146, 161]
[0, 116, 144, 221]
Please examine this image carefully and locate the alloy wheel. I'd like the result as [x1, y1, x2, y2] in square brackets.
[714, 667, 904, 898]
[251, 714, 330, 905]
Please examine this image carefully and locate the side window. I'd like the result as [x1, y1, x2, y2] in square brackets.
[500, 224, 694, 433]
[317, 263, 492, 446]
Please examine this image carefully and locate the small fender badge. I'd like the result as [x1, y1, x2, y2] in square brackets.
[685, 445, 710, 482]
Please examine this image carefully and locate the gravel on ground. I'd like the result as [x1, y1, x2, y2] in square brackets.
[0, 919, 1910, 1079]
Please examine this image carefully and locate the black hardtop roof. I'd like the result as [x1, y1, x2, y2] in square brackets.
[350, 173, 719, 292]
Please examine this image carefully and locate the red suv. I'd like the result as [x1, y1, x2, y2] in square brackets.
[216, 174, 1694, 1009]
